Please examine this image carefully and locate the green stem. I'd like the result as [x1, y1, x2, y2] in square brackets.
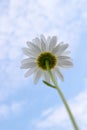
[45, 61, 79, 130]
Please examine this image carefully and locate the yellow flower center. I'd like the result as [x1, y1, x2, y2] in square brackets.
[36, 52, 57, 70]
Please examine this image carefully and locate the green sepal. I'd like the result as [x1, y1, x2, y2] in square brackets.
[43, 80, 56, 89]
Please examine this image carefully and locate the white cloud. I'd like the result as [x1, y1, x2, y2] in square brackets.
[0, 101, 26, 119]
[0, 0, 87, 101]
[34, 88, 87, 130]
[0, 0, 87, 58]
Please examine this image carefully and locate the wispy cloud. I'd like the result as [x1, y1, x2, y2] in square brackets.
[0, 0, 87, 59]
[0, 0, 87, 130]
[0, 0, 87, 104]
[0, 0, 87, 58]
[0, 100, 26, 119]
[34, 87, 87, 130]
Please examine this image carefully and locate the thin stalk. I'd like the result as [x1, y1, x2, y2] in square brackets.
[45, 60, 79, 130]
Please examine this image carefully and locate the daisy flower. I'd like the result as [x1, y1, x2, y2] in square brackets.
[21, 35, 73, 84]
[20, 35, 79, 130]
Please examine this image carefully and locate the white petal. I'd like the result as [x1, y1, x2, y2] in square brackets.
[21, 62, 36, 69]
[47, 36, 51, 51]
[47, 36, 51, 43]
[52, 42, 63, 54]
[21, 57, 36, 64]
[40, 34, 47, 43]
[41, 39, 46, 52]
[52, 42, 69, 55]
[43, 71, 50, 83]
[22, 47, 39, 58]
[57, 43, 69, 56]
[34, 69, 42, 84]
[49, 36, 57, 51]
[62, 51, 71, 56]
[27, 42, 41, 51]
[54, 67, 64, 81]
[22, 47, 33, 57]
[32, 38, 41, 48]
[52, 44, 60, 54]
[58, 59, 73, 68]
[58, 42, 64, 46]
[24, 67, 37, 77]
[27, 42, 41, 55]
[58, 56, 71, 60]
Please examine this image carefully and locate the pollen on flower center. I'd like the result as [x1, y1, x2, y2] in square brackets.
[36, 52, 57, 70]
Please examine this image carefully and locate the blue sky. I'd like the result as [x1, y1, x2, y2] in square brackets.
[0, 0, 87, 130]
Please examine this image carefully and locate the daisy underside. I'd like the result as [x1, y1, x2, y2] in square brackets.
[21, 35, 73, 84]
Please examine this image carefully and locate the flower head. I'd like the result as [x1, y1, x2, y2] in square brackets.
[21, 35, 73, 84]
